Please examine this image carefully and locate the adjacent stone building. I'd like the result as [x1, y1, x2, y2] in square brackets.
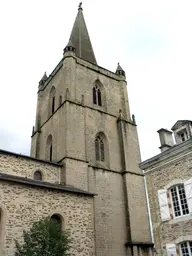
[0, 4, 153, 256]
[140, 120, 192, 256]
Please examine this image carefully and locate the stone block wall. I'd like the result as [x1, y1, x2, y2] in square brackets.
[125, 173, 151, 243]
[92, 168, 127, 256]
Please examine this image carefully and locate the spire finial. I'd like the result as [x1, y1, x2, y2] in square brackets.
[78, 2, 82, 10]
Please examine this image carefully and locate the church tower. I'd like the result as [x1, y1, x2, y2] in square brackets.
[31, 4, 153, 255]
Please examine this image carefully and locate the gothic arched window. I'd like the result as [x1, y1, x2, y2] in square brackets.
[34, 171, 42, 181]
[52, 97, 55, 114]
[48, 86, 56, 117]
[46, 135, 53, 162]
[93, 85, 102, 106]
[95, 135, 105, 162]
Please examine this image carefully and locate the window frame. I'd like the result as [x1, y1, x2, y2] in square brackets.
[95, 135, 105, 162]
[93, 85, 102, 106]
[52, 96, 55, 114]
[170, 184, 189, 218]
[179, 241, 192, 256]
[177, 128, 188, 143]
[50, 144, 53, 162]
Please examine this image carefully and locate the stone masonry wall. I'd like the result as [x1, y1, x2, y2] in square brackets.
[145, 153, 192, 255]
[0, 151, 61, 183]
[0, 180, 94, 256]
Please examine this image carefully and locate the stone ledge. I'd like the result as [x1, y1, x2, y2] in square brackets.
[125, 242, 154, 248]
[0, 173, 95, 196]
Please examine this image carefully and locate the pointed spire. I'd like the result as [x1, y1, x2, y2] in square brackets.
[64, 39, 75, 54]
[39, 72, 47, 86]
[116, 63, 126, 76]
[68, 3, 97, 64]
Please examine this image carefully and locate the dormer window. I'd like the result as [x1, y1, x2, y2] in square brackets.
[171, 120, 192, 144]
[178, 129, 188, 143]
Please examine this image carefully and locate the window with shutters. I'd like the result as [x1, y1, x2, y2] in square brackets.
[170, 184, 189, 217]
[166, 244, 177, 256]
[158, 189, 171, 221]
[158, 180, 192, 222]
[179, 241, 192, 256]
[95, 135, 105, 162]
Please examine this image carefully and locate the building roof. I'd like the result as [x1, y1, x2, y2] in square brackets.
[171, 120, 192, 131]
[0, 172, 95, 196]
[140, 137, 192, 171]
[69, 3, 97, 65]
[0, 148, 62, 167]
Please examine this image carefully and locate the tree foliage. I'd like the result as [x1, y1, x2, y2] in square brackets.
[15, 217, 71, 256]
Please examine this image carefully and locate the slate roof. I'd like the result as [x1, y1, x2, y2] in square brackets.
[171, 120, 192, 131]
[69, 5, 97, 65]
[0, 172, 95, 196]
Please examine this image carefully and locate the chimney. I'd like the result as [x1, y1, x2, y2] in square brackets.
[157, 128, 174, 152]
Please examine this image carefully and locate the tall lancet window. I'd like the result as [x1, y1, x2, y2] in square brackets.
[93, 85, 102, 106]
[46, 134, 53, 162]
[48, 86, 56, 117]
[52, 96, 55, 114]
[95, 135, 105, 162]
[50, 143, 52, 162]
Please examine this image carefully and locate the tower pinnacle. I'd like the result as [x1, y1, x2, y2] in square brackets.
[116, 62, 126, 76]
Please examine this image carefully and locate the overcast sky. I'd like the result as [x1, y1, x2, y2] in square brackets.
[0, 0, 192, 161]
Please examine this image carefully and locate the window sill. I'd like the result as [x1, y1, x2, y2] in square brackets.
[169, 214, 192, 224]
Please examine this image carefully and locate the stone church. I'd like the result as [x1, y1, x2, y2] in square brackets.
[0, 4, 152, 256]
